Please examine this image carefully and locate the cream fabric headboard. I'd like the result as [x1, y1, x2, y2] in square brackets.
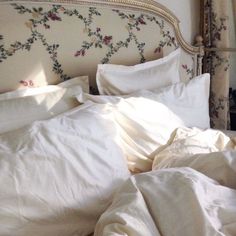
[0, 0, 203, 93]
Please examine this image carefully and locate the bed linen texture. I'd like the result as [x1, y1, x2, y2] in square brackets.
[0, 76, 89, 134]
[0, 102, 130, 236]
[96, 48, 181, 95]
[94, 127, 236, 236]
[77, 73, 210, 172]
[0, 84, 84, 134]
[78, 73, 210, 130]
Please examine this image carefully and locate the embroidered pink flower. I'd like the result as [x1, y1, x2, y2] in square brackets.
[48, 12, 61, 21]
[182, 64, 188, 70]
[20, 80, 28, 87]
[154, 47, 161, 53]
[138, 18, 146, 25]
[74, 51, 80, 57]
[29, 80, 34, 87]
[103, 36, 112, 45]
[74, 49, 85, 57]
[19, 80, 34, 87]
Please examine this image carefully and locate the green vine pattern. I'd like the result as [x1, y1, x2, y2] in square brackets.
[209, 91, 228, 127]
[182, 64, 194, 79]
[75, 9, 178, 64]
[210, 9, 230, 75]
[0, 3, 180, 87]
[204, 1, 230, 128]
[0, 4, 71, 81]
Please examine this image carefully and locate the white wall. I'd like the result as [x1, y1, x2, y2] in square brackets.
[154, 0, 200, 45]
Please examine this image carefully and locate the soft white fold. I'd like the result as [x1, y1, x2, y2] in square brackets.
[0, 102, 130, 236]
[95, 167, 236, 236]
[95, 127, 236, 236]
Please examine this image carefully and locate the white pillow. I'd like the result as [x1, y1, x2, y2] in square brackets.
[147, 73, 211, 129]
[0, 76, 89, 101]
[77, 73, 211, 172]
[0, 85, 84, 134]
[96, 48, 181, 95]
[79, 73, 210, 130]
[0, 103, 130, 235]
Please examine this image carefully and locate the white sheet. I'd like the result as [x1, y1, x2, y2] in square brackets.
[77, 74, 210, 173]
[0, 102, 130, 236]
[94, 128, 236, 236]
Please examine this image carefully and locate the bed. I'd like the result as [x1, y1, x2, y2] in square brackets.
[0, 0, 236, 235]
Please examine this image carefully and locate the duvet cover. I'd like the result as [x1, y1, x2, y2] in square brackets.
[94, 127, 236, 236]
[1, 95, 236, 236]
[0, 101, 131, 236]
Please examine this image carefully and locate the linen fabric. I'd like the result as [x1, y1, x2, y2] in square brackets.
[152, 127, 236, 185]
[96, 48, 181, 95]
[94, 166, 236, 236]
[0, 84, 84, 134]
[0, 102, 130, 236]
[80, 73, 210, 130]
[93, 124, 236, 236]
[77, 73, 210, 172]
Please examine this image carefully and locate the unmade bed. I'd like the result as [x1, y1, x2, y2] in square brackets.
[0, 0, 235, 235]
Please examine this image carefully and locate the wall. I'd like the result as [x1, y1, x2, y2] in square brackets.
[154, 0, 200, 45]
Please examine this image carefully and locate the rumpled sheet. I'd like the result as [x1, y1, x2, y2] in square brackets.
[0, 102, 130, 236]
[94, 127, 236, 236]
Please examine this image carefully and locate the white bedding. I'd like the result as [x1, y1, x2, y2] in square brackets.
[1, 89, 236, 236]
[94, 127, 236, 236]
[0, 102, 130, 236]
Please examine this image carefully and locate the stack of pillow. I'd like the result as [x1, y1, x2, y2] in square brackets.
[0, 48, 211, 235]
[0, 48, 210, 172]
[78, 48, 211, 172]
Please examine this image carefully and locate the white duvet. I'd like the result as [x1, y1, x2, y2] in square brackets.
[0, 102, 130, 236]
[94, 127, 236, 236]
[1, 93, 236, 236]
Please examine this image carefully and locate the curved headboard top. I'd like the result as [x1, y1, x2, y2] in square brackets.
[0, 0, 203, 93]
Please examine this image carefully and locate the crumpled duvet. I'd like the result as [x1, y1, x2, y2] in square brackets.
[94, 127, 236, 236]
[0, 102, 131, 236]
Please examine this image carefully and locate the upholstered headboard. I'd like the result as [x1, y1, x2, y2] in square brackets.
[0, 0, 203, 93]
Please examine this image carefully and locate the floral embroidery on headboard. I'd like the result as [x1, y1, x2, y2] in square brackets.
[74, 9, 178, 64]
[19, 79, 35, 87]
[0, 4, 71, 82]
[0, 2, 196, 93]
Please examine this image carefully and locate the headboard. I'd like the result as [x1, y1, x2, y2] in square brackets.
[0, 0, 204, 93]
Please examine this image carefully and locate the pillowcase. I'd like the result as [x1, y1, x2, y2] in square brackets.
[147, 73, 210, 129]
[0, 103, 130, 235]
[96, 48, 181, 95]
[0, 76, 89, 101]
[77, 73, 210, 172]
[79, 73, 210, 129]
[0, 84, 84, 134]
